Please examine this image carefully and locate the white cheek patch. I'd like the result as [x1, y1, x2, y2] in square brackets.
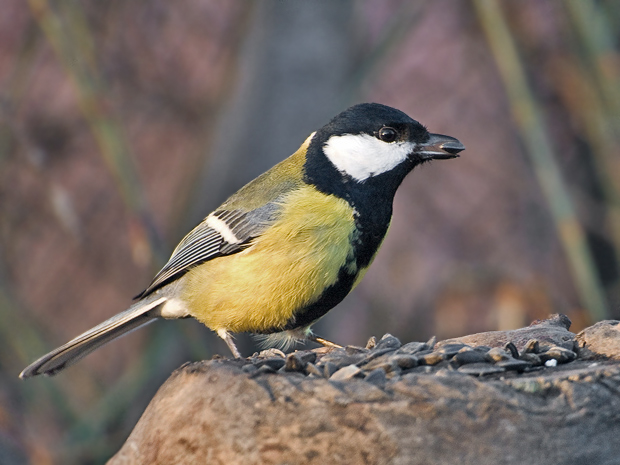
[322, 134, 415, 181]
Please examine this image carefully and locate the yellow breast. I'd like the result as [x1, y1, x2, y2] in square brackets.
[181, 186, 359, 333]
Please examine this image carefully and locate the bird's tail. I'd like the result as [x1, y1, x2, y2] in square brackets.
[19, 295, 167, 378]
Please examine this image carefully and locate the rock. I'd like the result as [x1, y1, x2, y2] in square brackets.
[436, 343, 468, 358]
[393, 355, 418, 370]
[436, 313, 575, 352]
[396, 341, 428, 355]
[419, 352, 443, 366]
[241, 364, 258, 375]
[450, 349, 488, 367]
[319, 348, 366, 368]
[284, 351, 316, 372]
[456, 362, 506, 376]
[576, 320, 620, 360]
[255, 348, 286, 358]
[473, 345, 492, 354]
[108, 316, 620, 465]
[364, 368, 387, 386]
[322, 361, 339, 378]
[361, 356, 397, 373]
[251, 364, 277, 376]
[540, 346, 577, 364]
[358, 348, 399, 366]
[521, 339, 540, 355]
[486, 347, 511, 362]
[345, 345, 367, 355]
[496, 358, 532, 372]
[304, 362, 323, 378]
[329, 364, 361, 381]
[519, 353, 542, 366]
[253, 357, 285, 371]
[375, 334, 401, 351]
[504, 342, 519, 358]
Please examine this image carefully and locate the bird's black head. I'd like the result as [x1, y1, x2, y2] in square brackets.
[304, 103, 464, 200]
[319, 103, 428, 143]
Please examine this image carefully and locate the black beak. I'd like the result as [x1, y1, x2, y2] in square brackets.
[417, 133, 465, 160]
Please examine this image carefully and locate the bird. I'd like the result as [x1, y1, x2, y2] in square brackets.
[20, 103, 464, 378]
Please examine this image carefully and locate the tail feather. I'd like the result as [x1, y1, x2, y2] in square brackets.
[19, 296, 167, 378]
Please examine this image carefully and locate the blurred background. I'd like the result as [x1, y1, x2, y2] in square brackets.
[1, 0, 619, 463]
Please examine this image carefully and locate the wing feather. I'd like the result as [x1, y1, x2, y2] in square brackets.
[136, 204, 278, 298]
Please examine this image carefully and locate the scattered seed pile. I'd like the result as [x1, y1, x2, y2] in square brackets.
[236, 332, 579, 384]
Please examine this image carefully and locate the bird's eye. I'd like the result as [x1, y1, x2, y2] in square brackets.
[378, 127, 398, 143]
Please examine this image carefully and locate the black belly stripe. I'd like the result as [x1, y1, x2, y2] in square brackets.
[264, 136, 407, 333]
[262, 212, 389, 333]
[279, 267, 358, 331]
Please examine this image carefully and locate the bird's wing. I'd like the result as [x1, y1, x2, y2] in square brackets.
[136, 202, 280, 298]
[137, 141, 308, 298]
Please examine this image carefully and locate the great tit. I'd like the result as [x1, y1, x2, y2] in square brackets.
[20, 103, 464, 378]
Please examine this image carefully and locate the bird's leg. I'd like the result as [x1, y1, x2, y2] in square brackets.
[307, 333, 343, 349]
[217, 329, 242, 358]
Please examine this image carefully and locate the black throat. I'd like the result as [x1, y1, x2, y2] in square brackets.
[274, 137, 417, 332]
[303, 133, 417, 269]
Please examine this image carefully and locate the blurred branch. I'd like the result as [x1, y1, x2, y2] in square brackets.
[565, 0, 620, 126]
[62, 322, 213, 460]
[345, 1, 430, 104]
[0, 17, 41, 166]
[472, 0, 609, 321]
[27, 0, 166, 265]
[0, 282, 81, 431]
[174, 5, 254, 239]
[561, 1, 620, 273]
[64, 339, 156, 456]
[549, 51, 620, 271]
[602, 0, 620, 22]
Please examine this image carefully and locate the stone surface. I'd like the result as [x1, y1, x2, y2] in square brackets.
[436, 313, 576, 351]
[108, 315, 620, 465]
[576, 320, 620, 360]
